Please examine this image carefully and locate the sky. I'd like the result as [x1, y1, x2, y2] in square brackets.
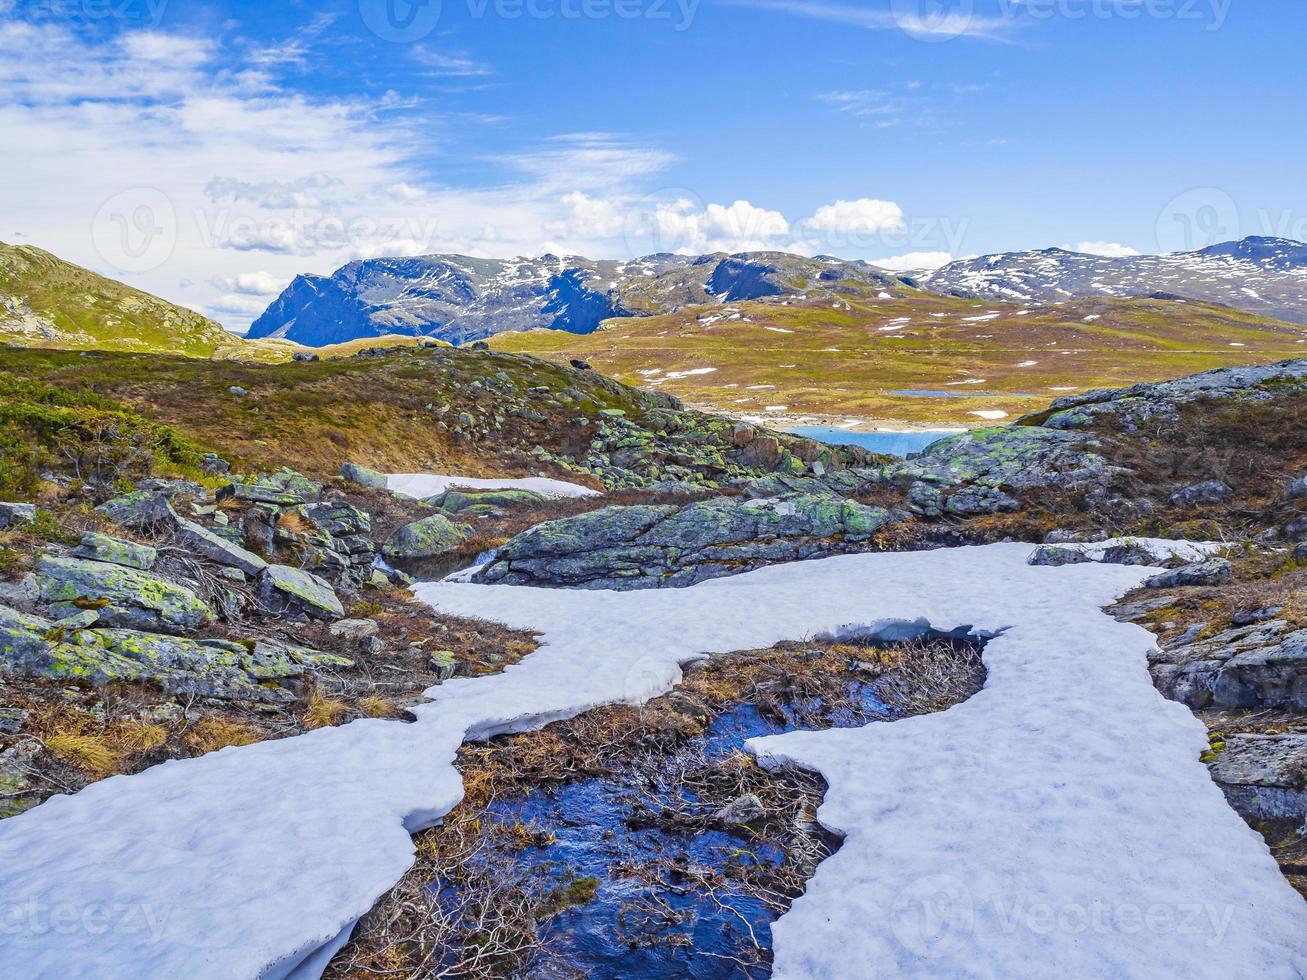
[2, 0, 1304, 332]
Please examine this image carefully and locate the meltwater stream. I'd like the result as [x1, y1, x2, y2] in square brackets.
[422, 635, 987, 978]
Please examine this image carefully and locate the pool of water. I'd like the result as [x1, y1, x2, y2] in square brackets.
[445, 681, 894, 978]
[787, 425, 961, 456]
[890, 389, 1037, 398]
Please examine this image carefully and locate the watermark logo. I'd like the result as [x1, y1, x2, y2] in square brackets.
[23, 0, 170, 27]
[891, 0, 977, 42]
[890, 874, 975, 958]
[360, 0, 698, 38]
[1155, 187, 1240, 252]
[359, 0, 444, 41]
[91, 187, 176, 273]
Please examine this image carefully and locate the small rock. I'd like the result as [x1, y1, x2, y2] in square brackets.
[1285, 473, 1307, 500]
[95, 491, 177, 529]
[383, 514, 470, 561]
[340, 461, 388, 489]
[0, 503, 36, 529]
[329, 618, 380, 640]
[228, 386, 248, 396]
[202, 453, 231, 476]
[174, 518, 268, 577]
[714, 793, 766, 827]
[428, 649, 457, 681]
[570, 359, 592, 370]
[54, 608, 101, 631]
[292, 352, 320, 362]
[1169, 480, 1232, 507]
[1144, 558, 1233, 589]
[258, 564, 344, 620]
[0, 707, 29, 734]
[72, 531, 158, 570]
[1231, 607, 1283, 627]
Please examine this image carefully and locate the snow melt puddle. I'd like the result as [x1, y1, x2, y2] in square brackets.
[400, 632, 986, 978]
[3, 544, 1305, 979]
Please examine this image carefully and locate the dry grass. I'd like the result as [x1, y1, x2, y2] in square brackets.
[304, 689, 348, 729]
[183, 717, 261, 755]
[357, 695, 396, 719]
[43, 731, 118, 776]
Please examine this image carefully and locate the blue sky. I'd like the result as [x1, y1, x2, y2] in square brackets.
[2, 0, 1303, 330]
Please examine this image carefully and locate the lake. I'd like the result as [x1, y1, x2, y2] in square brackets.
[787, 425, 962, 456]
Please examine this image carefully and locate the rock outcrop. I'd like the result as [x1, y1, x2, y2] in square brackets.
[474, 495, 905, 590]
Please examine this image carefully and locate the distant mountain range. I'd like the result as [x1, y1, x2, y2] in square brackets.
[247, 237, 1307, 347]
[244, 252, 910, 346]
[916, 237, 1307, 326]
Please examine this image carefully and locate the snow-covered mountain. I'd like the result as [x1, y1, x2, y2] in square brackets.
[916, 237, 1307, 325]
[247, 252, 907, 347]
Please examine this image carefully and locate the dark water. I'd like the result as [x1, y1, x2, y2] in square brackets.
[463, 684, 892, 979]
[787, 425, 959, 457]
[890, 389, 1037, 398]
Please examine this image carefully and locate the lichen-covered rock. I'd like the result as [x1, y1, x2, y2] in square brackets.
[34, 555, 212, 633]
[0, 503, 36, 529]
[258, 564, 344, 619]
[1207, 734, 1307, 823]
[474, 494, 906, 590]
[95, 491, 176, 529]
[428, 488, 547, 514]
[1, 605, 350, 701]
[887, 425, 1114, 496]
[218, 468, 322, 507]
[0, 741, 39, 818]
[1028, 358, 1307, 432]
[383, 514, 470, 561]
[71, 532, 157, 570]
[175, 517, 267, 577]
[340, 461, 388, 489]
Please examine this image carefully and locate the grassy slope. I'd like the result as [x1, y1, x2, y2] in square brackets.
[0, 242, 446, 365]
[0, 346, 666, 481]
[491, 288, 1307, 425]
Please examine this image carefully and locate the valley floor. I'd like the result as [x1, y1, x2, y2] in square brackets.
[1, 544, 1303, 977]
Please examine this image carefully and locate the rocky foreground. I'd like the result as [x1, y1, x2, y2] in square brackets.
[0, 351, 1305, 971]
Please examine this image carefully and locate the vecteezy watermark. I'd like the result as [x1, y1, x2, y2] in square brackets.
[999, 0, 1233, 31]
[193, 208, 445, 258]
[1155, 187, 1241, 252]
[0, 899, 170, 943]
[890, 874, 1235, 961]
[91, 187, 177, 274]
[21, 0, 170, 27]
[891, 0, 1232, 42]
[359, 0, 698, 41]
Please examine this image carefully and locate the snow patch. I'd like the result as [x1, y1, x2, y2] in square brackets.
[387, 473, 599, 499]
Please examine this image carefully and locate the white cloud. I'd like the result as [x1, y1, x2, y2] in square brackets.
[1070, 240, 1141, 257]
[411, 48, 493, 77]
[806, 198, 905, 235]
[552, 192, 626, 239]
[386, 182, 427, 202]
[0, 23, 687, 330]
[217, 271, 289, 296]
[871, 251, 954, 273]
[720, 0, 1021, 41]
[643, 199, 791, 254]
